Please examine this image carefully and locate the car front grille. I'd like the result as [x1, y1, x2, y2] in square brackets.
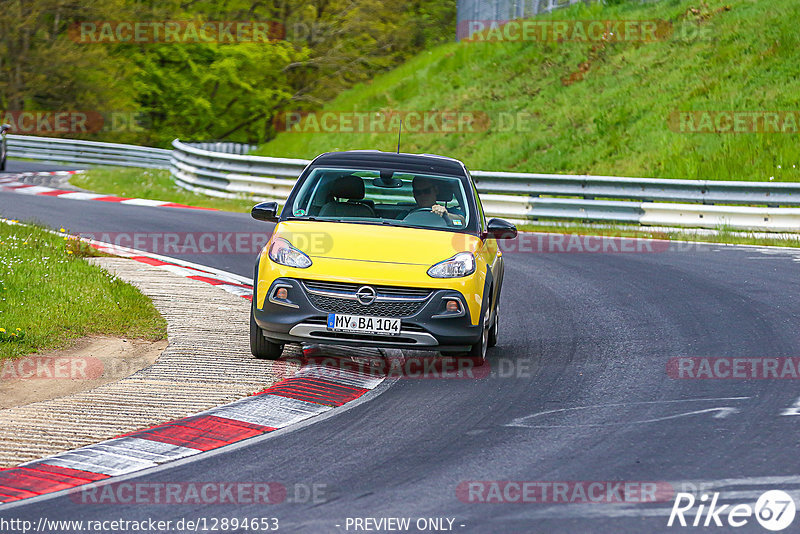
[306, 294, 425, 317]
[301, 280, 432, 318]
[303, 280, 432, 298]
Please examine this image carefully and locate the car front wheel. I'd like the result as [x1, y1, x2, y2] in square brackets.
[464, 298, 491, 365]
[488, 304, 499, 348]
[250, 301, 284, 360]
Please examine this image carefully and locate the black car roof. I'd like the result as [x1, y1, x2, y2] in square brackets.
[309, 150, 468, 176]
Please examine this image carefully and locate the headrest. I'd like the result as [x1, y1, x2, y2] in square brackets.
[413, 177, 454, 202]
[332, 175, 365, 200]
[436, 182, 454, 202]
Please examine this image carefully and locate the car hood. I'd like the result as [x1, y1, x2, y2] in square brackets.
[273, 220, 479, 266]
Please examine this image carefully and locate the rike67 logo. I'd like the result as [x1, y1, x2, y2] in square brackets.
[668, 490, 796, 531]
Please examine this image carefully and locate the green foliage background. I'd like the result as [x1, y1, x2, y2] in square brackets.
[0, 0, 456, 146]
[0, 223, 166, 359]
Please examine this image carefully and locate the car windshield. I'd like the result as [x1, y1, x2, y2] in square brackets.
[285, 167, 471, 231]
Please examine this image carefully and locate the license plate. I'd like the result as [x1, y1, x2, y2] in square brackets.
[327, 313, 401, 336]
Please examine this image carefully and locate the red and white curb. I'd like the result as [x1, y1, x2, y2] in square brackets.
[88, 242, 255, 301]
[0, 364, 383, 503]
[0, 223, 390, 505]
[0, 171, 217, 211]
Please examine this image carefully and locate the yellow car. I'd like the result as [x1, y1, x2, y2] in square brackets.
[250, 151, 517, 363]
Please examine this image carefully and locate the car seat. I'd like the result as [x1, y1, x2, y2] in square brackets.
[318, 175, 376, 218]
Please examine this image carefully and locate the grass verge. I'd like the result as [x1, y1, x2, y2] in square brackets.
[70, 167, 256, 213]
[256, 0, 800, 182]
[0, 221, 167, 360]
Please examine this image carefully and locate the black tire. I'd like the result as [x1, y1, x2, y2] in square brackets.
[250, 301, 283, 360]
[488, 304, 499, 348]
[463, 291, 493, 366]
[440, 288, 493, 365]
[466, 317, 488, 365]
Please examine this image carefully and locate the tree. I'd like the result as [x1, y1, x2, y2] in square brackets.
[0, 0, 137, 132]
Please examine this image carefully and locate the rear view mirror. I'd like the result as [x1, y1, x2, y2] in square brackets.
[372, 170, 403, 188]
[0, 124, 10, 134]
[251, 201, 279, 222]
[485, 218, 517, 240]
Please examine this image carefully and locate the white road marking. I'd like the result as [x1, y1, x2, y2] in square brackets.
[156, 264, 210, 278]
[297, 365, 385, 389]
[40, 451, 157, 477]
[780, 396, 800, 416]
[11, 186, 57, 195]
[55, 192, 106, 200]
[217, 284, 252, 297]
[206, 394, 332, 429]
[506, 397, 750, 428]
[119, 198, 169, 206]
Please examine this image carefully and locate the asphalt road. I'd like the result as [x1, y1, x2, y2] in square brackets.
[2, 163, 800, 533]
[1, 160, 86, 173]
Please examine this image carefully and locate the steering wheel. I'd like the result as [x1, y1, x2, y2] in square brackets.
[404, 207, 455, 227]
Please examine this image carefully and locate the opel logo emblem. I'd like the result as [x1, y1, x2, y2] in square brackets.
[356, 285, 377, 305]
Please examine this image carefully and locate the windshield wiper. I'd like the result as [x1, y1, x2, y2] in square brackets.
[286, 216, 343, 222]
[286, 217, 402, 227]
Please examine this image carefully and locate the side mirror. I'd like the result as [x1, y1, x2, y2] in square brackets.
[485, 218, 517, 240]
[251, 201, 279, 222]
[0, 124, 10, 135]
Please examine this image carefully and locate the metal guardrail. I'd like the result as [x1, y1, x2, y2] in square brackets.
[470, 171, 800, 207]
[170, 139, 309, 200]
[6, 134, 171, 169]
[3, 134, 799, 232]
[183, 141, 258, 155]
[169, 139, 800, 232]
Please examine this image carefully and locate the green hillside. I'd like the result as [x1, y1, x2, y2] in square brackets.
[255, 0, 800, 182]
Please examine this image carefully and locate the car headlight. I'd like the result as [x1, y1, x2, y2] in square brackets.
[427, 252, 475, 278]
[268, 237, 312, 268]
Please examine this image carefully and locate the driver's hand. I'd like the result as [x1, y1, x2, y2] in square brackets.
[431, 204, 447, 217]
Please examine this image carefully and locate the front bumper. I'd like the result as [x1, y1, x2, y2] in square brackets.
[253, 278, 482, 351]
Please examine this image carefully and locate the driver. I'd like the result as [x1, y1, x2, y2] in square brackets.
[412, 177, 449, 218]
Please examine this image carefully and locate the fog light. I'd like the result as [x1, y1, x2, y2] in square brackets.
[276, 288, 288, 300]
[446, 300, 460, 312]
